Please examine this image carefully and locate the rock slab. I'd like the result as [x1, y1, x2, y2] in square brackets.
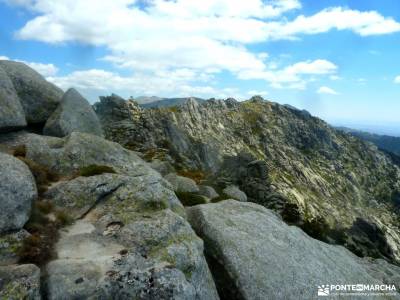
[187, 200, 400, 300]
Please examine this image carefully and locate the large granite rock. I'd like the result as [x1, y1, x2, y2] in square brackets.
[43, 179, 218, 299]
[43, 88, 104, 137]
[0, 152, 37, 233]
[187, 200, 400, 300]
[0, 66, 26, 132]
[24, 132, 163, 180]
[0, 264, 41, 300]
[44, 173, 183, 219]
[0, 60, 63, 124]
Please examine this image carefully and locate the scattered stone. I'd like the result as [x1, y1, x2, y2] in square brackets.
[43, 88, 104, 137]
[165, 173, 199, 193]
[222, 185, 247, 202]
[198, 185, 219, 200]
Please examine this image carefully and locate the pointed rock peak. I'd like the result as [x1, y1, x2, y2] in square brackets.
[63, 87, 83, 99]
[43, 87, 103, 138]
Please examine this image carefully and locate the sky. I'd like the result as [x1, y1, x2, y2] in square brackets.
[0, 0, 400, 134]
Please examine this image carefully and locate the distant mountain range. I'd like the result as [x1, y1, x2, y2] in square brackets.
[135, 96, 205, 108]
[337, 126, 400, 156]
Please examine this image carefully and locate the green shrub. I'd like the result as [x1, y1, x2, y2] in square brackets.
[176, 192, 208, 206]
[79, 165, 116, 177]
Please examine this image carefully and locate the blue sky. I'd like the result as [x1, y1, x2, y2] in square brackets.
[1, 0, 400, 134]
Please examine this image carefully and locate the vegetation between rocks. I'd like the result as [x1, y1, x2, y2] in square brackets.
[175, 191, 208, 206]
[17, 200, 73, 266]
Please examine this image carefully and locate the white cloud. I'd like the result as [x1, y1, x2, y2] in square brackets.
[330, 75, 341, 81]
[317, 86, 339, 95]
[0, 55, 10, 60]
[9, 1, 399, 77]
[46, 68, 239, 101]
[5, 1, 399, 96]
[395, 76, 400, 84]
[239, 59, 337, 89]
[267, 7, 400, 39]
[20, 61, 58, 76]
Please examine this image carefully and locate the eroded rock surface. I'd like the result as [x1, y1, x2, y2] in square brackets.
[0, 264, 41, 300]
[44, 178, 218, 299]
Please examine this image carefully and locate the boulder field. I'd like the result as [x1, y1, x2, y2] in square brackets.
[0, 60, 399, 299]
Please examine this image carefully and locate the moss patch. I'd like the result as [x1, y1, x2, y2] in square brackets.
[79, 165, 116, 177]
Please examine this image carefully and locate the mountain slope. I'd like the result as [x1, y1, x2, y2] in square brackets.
[338, 127, 400, 156]
[95, 95, 400, 263]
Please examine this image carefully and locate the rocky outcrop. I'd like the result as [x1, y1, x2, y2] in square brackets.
[0, 66, 26, 132]
[95, 96, 400, 263]
[0, 152, 37, 233]
[44, 88, 103, 137]
[187, 200, 400, 300]
[0, 60, 63, 124]
[0, 264, 41, 300]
